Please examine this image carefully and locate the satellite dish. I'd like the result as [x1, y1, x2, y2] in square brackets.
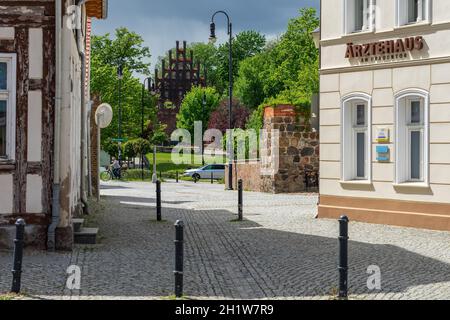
[95, 103, 113, 129]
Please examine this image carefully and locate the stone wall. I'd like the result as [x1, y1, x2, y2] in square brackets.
[226, 105, 319, 194]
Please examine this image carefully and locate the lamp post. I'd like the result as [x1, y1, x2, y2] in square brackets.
[117, 65, 124, 166]
[209, 10, 234, 190]
[141, 77, 155, 180]
[202, 92, 206, 165]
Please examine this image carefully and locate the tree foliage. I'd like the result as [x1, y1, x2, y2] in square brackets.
[176, 86, 220, 136]
[235, 8, 319, 128]
[123, 138, 152, 158]
[91, 27, 151, 75]
[215, 30, 266, 94]
[208, 98, 250, 133]
[90, 28, 159, 150]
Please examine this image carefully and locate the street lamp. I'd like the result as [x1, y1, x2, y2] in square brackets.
[141, 77, 155, 180]
[202, 91, 206, 165]
[209, 10, 234, 190]
[117, 65, 124, 166]
[312, 27, 320, 49]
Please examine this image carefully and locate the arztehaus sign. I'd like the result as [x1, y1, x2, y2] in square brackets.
[345, 36, 425, 63]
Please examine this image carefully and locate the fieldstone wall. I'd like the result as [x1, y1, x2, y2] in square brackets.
[227, 105, 319, 194]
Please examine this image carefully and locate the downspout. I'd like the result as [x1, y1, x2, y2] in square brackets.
[48, 0, 62, 251]
[77, 0, 89, 215]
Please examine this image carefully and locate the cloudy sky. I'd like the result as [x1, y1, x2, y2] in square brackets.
[92, 0, 319, 73]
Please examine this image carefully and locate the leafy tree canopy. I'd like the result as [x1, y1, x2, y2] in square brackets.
[91, 27, 151, 75]
[176, 86, 220, 136]
[90, 28, 157, 150]
[236, 8, 319, 128]
[215, 30, 266, 94]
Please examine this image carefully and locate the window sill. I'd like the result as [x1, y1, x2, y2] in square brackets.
[0, 159, 15, 164]
[394, 21, 431, 30]
[393, 182, 430, 189]
[341, 29, 375, 40]
[0, 159, 16, 171]
[340, 180, 373, 186]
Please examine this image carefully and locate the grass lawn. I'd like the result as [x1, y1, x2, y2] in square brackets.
[124, 152, 225, 183]
[145, 152, 225, 173]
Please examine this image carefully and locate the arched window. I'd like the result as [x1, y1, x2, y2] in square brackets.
[395, 89, 429, 184]
[342, 93, 372, 182]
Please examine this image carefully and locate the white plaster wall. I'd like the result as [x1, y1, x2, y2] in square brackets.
[0, 27, 14, 39]
[0, 175, 13, 214]
[58, 18, 83, 228]
[29, 28, 43, 79]
[321, 1, 343, 41]
[27, 90, 42, 162]
[26, 175, 42, 213]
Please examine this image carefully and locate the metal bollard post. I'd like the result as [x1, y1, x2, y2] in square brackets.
[338, 215, 349, 299]
[211, 171, 214, 184]
[174, 220, 184, 298]
[11, 219, 26, 294]
[238, 179, 243, 221]
[176, 171, 179, 183]
[156, 180, 162, 221]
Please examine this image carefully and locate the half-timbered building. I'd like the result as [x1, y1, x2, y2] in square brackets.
[0, 0, 108, 250]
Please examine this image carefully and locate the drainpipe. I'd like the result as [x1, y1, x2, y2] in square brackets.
[48, 0, 62, 251]
[77, 0, 89, 215]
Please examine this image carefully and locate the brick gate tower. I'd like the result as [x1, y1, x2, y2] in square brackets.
[154, 41, 206, 136]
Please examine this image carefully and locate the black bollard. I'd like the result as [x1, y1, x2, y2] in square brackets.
[238, 179, 243, 221]
[174, 220, 184, 298]
[338, 215, 349, 299]
[176, 171, 179, 183]
[156, 180, 162, 221]
[211, 171, 214, 184]
[11, 219, 26, 294]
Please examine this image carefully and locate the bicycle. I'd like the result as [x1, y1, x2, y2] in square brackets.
[100, 167, 129, 182]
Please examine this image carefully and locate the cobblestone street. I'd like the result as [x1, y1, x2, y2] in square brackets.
[1, 180, 450, 300]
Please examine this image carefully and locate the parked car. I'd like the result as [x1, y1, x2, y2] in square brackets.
[183, 164, 225, 182]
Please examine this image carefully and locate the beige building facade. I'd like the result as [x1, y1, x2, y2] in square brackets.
[318, 0, 450, 230]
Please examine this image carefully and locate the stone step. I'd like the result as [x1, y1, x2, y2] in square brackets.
[73, 219, 85, 233]
[74, 228, 99, 245]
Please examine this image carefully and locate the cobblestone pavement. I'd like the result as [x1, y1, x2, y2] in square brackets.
[1, 180, 450, 300]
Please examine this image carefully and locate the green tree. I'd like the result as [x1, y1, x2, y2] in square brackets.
[124, 138, 152, 158]
[236, 8, 319, 129]
[189, 42, 220, 89]
[91, 27, 151, 75]
[103, 137, 121, 159]
[176, 86, 220, 136]
[234, 53, 269, 109]
[90, 28, 159, 150]
[123, 140, 138, 159]
[266, 7, 319, 99]
[216, 30, 266, 93]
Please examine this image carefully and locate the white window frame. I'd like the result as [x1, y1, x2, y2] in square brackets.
[396, 0, 431, 27]
[395, 89, 429, 185]
[342, 93, 372, 182]
[0, 53, 16, 161]
[344, 0, 375, 34]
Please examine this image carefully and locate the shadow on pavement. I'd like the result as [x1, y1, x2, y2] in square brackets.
[1, 193, 449, 300]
